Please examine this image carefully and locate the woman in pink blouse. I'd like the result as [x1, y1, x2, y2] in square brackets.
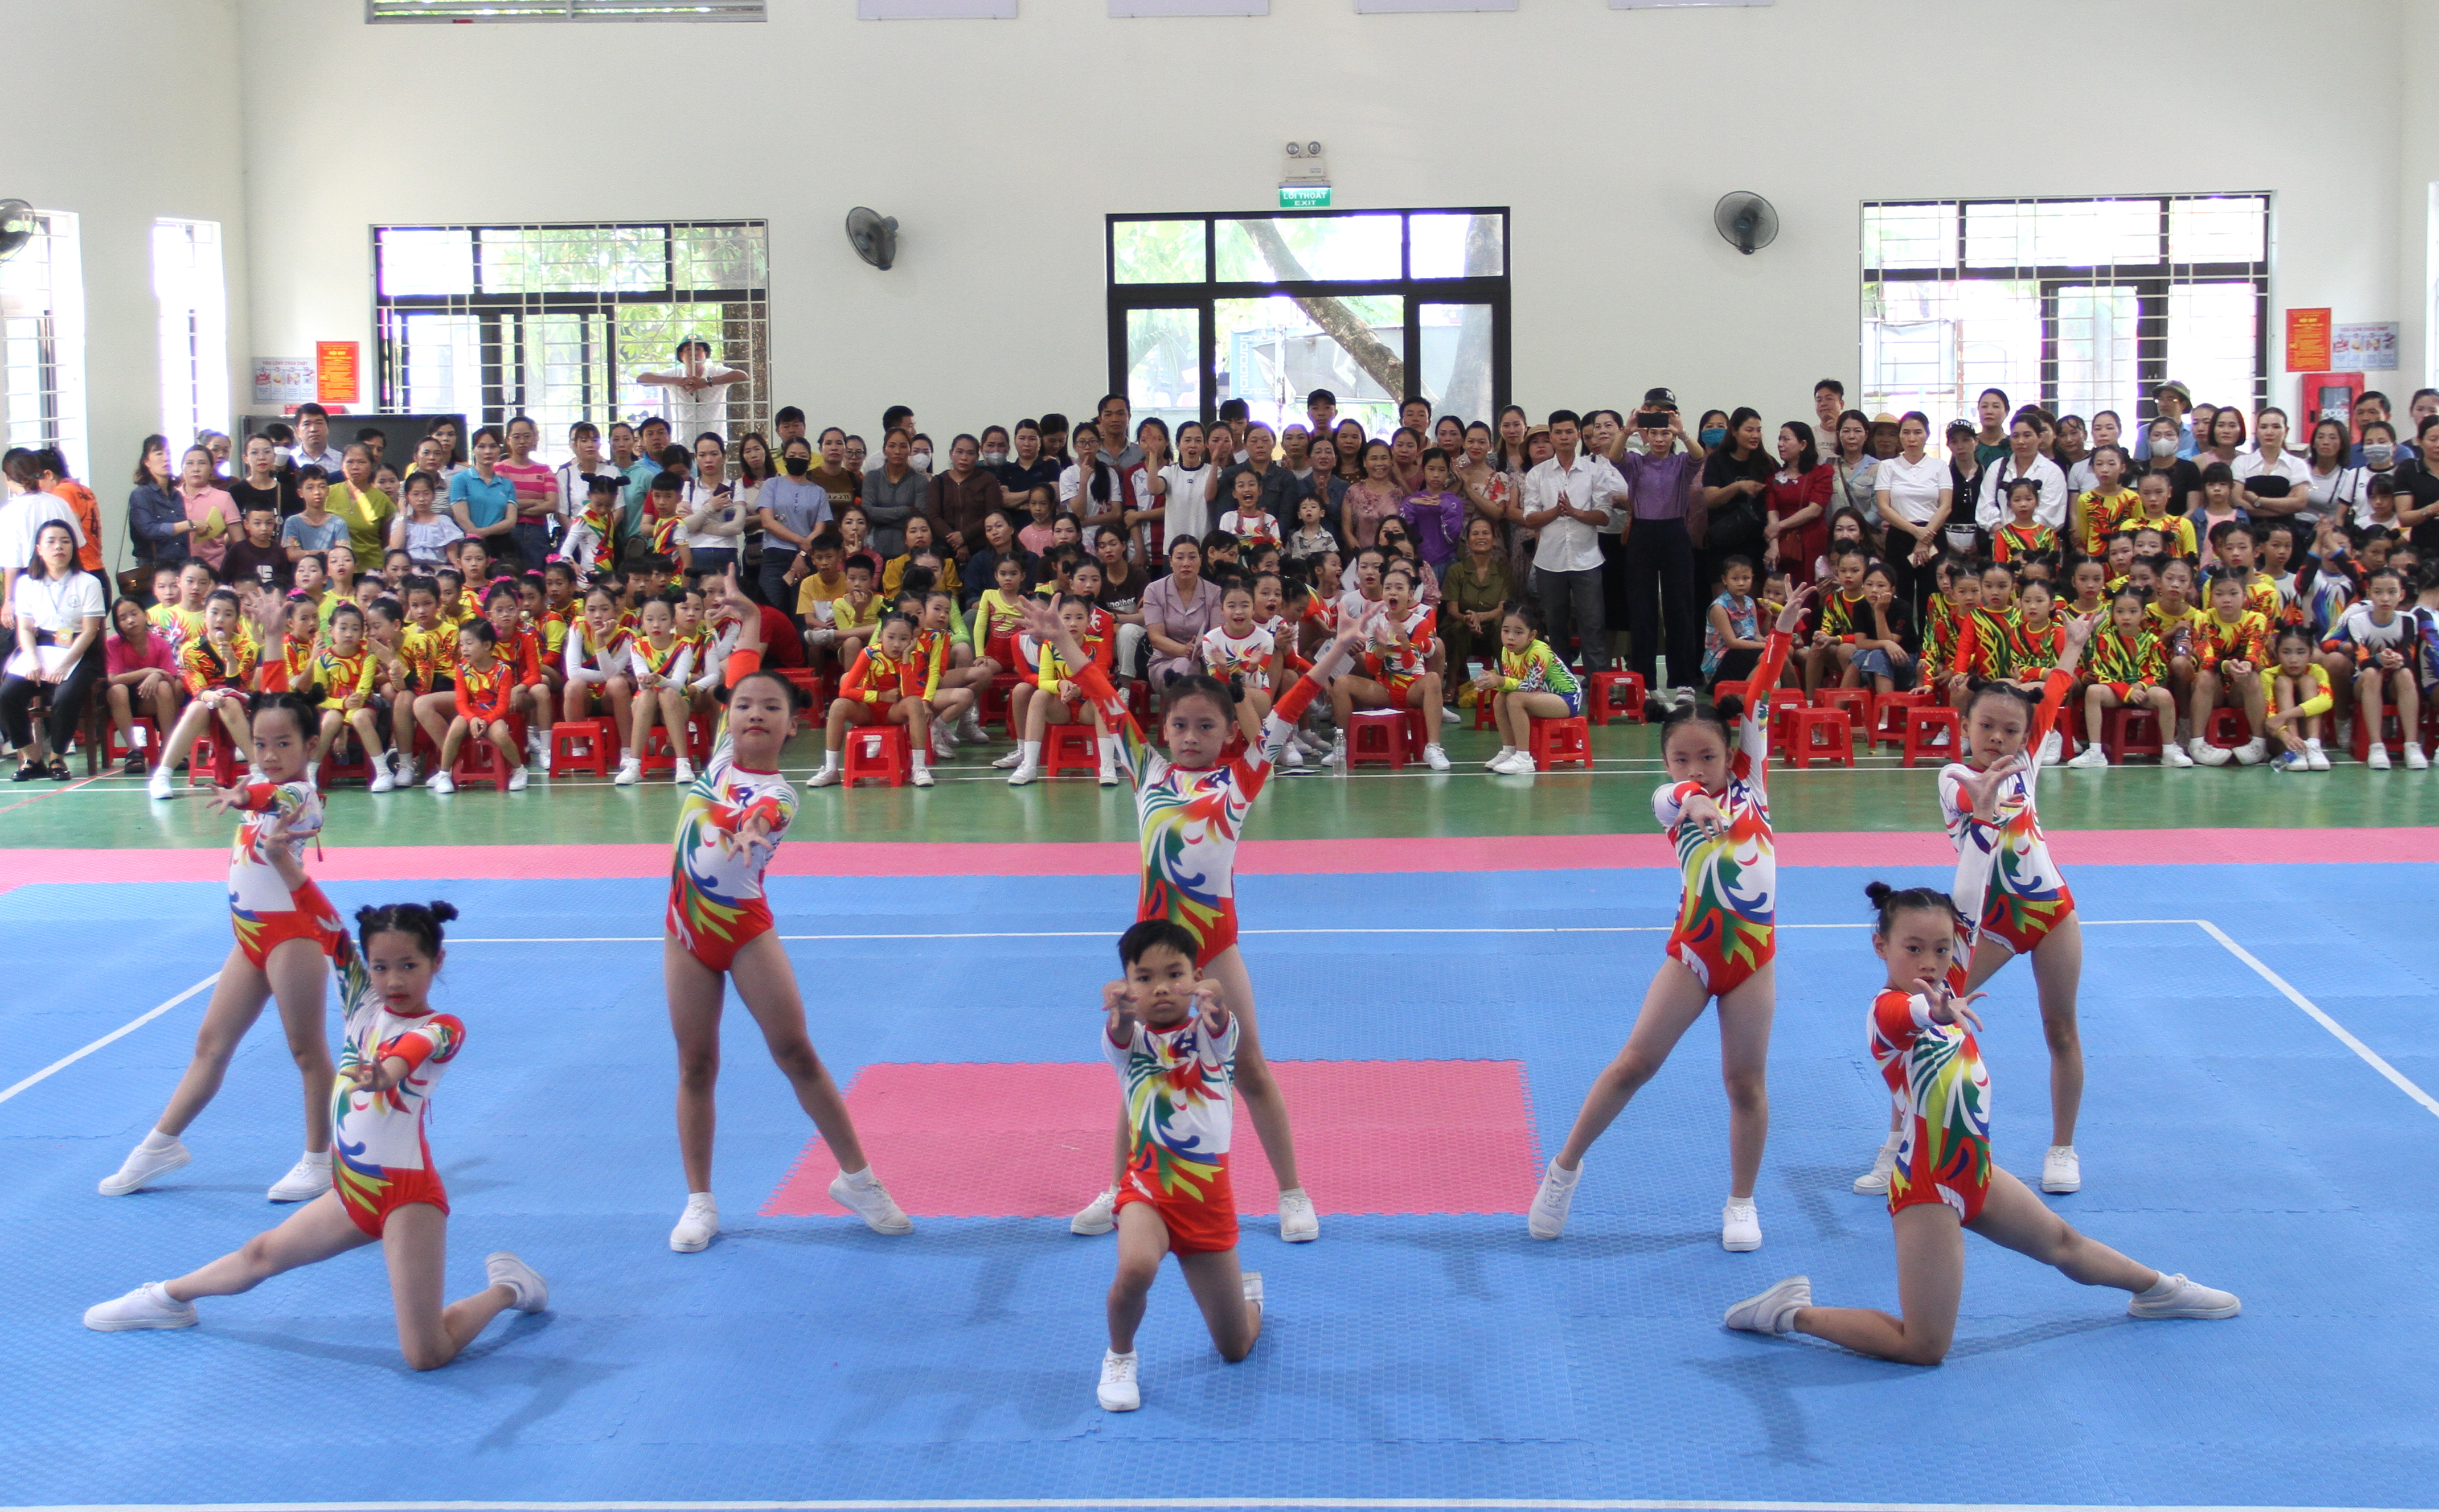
[103, 597, 181, 774]
[175, 445, 236, 573]
[1340, 441, 1404, 549]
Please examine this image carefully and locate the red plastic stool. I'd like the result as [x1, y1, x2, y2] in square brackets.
[1345, 709, 1411, 770]
[1871, 690, 1932, 748]
[1128, 679, 1152, 723]
[548, 719, 612, 778]
[979, 672, 1018, 728]
[776, 669, 824, 710]
[188, 731, 243, 787]
[319, 736, 374, 790]
[686, 715, 714, 762]
[106, 716, 162, 769]
[2102, 706, 2165, 763]
[1471, 693, 1500, 732]
[1527, 715, 1591, 771]
[1711, 680, 1749, 708]
[1587, 670, 1647, 725]
[636, 722, 682, 779]
[2351, 698, 2406, 762]
[1817, 688, 1872, 742]
[450, 729, 517, 791]
[1902, 706, 1961, 767]
[840, 724, 910, 787]
[1044, 723, 1100, 776]
[2201, 705, 2251, 753]
[1785, 707, 1856, 768]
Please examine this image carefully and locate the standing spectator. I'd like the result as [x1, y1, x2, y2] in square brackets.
[1970, 388, 2011, 469]
[555, 421, 615, 529]
[290, 403, 346, 475]
[1122, 418, 1173, 561]
[2, 451, 85, 622]
[1698, 406, 1773, 589]
[807, 428, 862, 516]
[1763, 421, 1830, 587]
[2053, 412, 2090, 486]
[227, 435, 295, 524]
[2400, 414, 2439, 557]
[1872, 412, 1950, 613]
[678, 433, 746, 577]
[2069, 411, 2124, 498]
[637, 340, 744, 443]
[1973, 412, 2069, 532]
[1138, 536, 1224, 689]
[2301, 418, 2356, 521]
[1811, 380, 1846, 450]
[2235, 408, 2311, 520]
[278, 467, 350, 563]
[624, 416, 674, 531]
[1615, 398, 1710, 701]
[1825, 409, 1878, 537]
[328, 443, 396, 561]
[1, 521, 104, 780]
[1519, 410, 1624, 673]
[1340, 441, 1404, 549]
[860, 429, 928, 559]
[929, 434, 1002, 558]
[496, 415, 561, 570]
[756, 435, 834, 613]
[2133, 416, 2205, 517]
[174, 444, 237, 574]
[1147, 421, 1213, 553]
[2154, 380, 2199, 458]
[445, 429, 515, 561]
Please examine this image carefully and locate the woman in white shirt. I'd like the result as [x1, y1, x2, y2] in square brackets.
[1148, 421, 1214, 560]
[2233, 407, 2311, 520]
[2300, 418, 2355, 519]
[1973, 413, 2068, 531]
[2, 520, 105, 782]
[1872, 412, 1950, 614]
[678, 433, 748, 576]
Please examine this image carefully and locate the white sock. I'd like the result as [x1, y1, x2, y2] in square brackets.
[298, 1149, 330, 1166]
[838, 1165, 875, 1188]
[2133, 1272, 2178, 1302]
[1019, 739, 1041, 763]
[1106, 1347, 1137, 1360]
[2307, 737, 2323, 749]
[138, 1129, 179, 1153]
[1545, 1157, 1580, 1185]
[686, 1190, 716, 1207]
[911, 750, 928, 771]
[1495, 745, 1516, 759]
[817, 751, 839, 773]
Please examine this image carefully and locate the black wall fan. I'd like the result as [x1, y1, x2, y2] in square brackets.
[1712, 191, 1778, 256]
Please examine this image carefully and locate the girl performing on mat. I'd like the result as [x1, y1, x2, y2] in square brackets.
[1528, 588, 1815, 1252]
[1722, 882, 2238, 1363]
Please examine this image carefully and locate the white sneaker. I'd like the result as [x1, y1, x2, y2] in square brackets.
[98, 1136, 191, 1195]
[1278, 742, 1304, 771]
[2126, 1272, 2242, 1320]
[613, 757, 642, 786]
[2041, 1145, 2081, 1193]
[1096, 1348, 1141, 1411]
[1438, 705, 1460, 725]
[1277, 1187, 1319, 1243]
[368, 766, 395, 794]
[2191, 737, 2230, 767]
[805, 764, 841, 787]
[84, 1281, 197, 1332]
[1852, 1135, 1900, 1195]
[2409, 743, 2431, 771]
[266, 1152, 331, 1203]
[2067, 745, 2109, 770]
[146, 766, 174, 800]
[1721, 1199, 1762, 1252]
[1722, 1275, 1811, 1336]
[527, 732, 549, 766]
[393, 750, 419, 787]
[910, 765, 934, 788]
[2369, 743, 2392, 771]
[1006, 762, 1038, 787]
[1070, 1186, 1118, 1236]
[2306, 742, 2331, 771]
[2161, 742, 2195, 767]
[674, 757, 696, 784]
[669, 1193, 718, 1252]
[2036, 730, 2062, 766]
[1495, 750, 1537, 775]
[1421, 742, 1451, 771]
[429, 770, 456, 794]
[1527, 1157, 1579, 1240]
[1485, 747, 1515, 771]
[485, 1251, 548, 1312]
[1322, 738, 1345, 768]
[932, 722, 959, 751]
[2233, 737, 2268, 767]
[991, 748, 1024, 769]
[1242, 1269, 1264, 1315]
[828, 1167, 913, 1234]
[958, 709, 986, 743]
[507, 766, 529, 792]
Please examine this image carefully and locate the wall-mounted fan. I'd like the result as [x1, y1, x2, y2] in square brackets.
[846, 207, 899, 271]
[1712, 191, 1778, 256]
[0, 200, 37, 264]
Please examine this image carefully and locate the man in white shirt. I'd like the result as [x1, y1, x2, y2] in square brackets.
[1974, 413, 2069, 530]
[290, 404, 346, 476]
[637, 340, 744, 445]
[2233, 406, 2312, 520]
[1520, 409, 1626, 672]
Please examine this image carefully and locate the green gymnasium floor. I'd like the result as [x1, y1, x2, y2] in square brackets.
[7, 720, 2433, 849]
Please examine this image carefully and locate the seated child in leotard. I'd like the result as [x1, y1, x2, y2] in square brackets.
[2265, 626, 2335, 772]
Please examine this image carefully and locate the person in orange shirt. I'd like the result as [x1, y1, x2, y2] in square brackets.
[433, 618, 528, 794]
[36, 449, 105, 574]
[806, 611, 937, 788]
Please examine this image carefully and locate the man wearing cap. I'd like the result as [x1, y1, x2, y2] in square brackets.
[1614, 389, 1711, 704]
[1306, 388, 1338, 439]
[2155, 381, 2199, 459]
[2350, 391, 2391, 466]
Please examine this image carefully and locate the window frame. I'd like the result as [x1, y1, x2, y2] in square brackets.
[1105, 206, 1512, 428]
[1859, 192, 2271, 426]
[0, 207, 88, 483]
[367, 0, 764, 23]
[153, 218, 229, 446]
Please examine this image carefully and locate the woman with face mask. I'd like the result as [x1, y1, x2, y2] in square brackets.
[2133, 417, 2203, 517]
[756, 437, 834, 619]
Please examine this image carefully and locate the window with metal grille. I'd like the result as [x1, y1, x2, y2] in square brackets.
[1861, 194, 2270, 432]
[0, 208, 88, 482]
[372, 220, 768, 463]
[368, 1, 762, 22]
[154, 219, 228, 447]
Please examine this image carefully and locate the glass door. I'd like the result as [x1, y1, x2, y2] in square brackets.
[1418, 302, 1494, 424]
[1215, 293, 1404, 437]
[1123, 306, 1204, 436]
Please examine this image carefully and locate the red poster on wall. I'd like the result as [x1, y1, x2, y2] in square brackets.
[2284, 309, 2331, 373]
[315, 341, 360, 404]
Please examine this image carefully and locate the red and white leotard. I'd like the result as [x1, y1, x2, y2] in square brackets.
[226, 779, 347, 968]
[665, 648, 797, 972]
[330, 950, 465, 1238]
[1937, 668, 2076, 961]
[1655, 631, 1790, 997]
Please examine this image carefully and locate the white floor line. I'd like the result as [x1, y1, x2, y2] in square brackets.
[0, 972, 219, 1106]
[9, 1498, 2424, 1512]
[2195, 918, 2439, 1119]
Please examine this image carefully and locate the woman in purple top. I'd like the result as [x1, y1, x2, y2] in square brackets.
[1399, 449, 1468, 578]
[1138, 536, 1225, 688]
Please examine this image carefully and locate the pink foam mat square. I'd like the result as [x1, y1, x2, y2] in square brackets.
[761, 1058, 1540, 1219]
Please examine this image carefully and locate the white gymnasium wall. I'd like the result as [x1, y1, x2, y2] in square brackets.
[16, 0, 2425, 508]
[0, 0, 251, 561]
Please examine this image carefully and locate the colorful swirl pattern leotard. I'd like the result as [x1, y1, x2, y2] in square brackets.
[330, 950, 464, 1238]
[1938, 669, 2076, 960]
[665, 648, 796, 972]
[1106, 1008, 1241, 1255]
[226, 779, 347, 969]
[1871, 987, 1993, 1221]
[1655, 630, 1790, 996]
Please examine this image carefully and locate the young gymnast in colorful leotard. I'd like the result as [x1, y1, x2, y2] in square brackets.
[84, 898, 550, 1368]
[1721, 882, 2239, 1363]
[100, 690, 348, 1205]
[665, 568, 911, 1252]
[1855, 610, 2098, 1199]
[1528, 587, 1817, 1253]
[1018, 594, 1382, 1246]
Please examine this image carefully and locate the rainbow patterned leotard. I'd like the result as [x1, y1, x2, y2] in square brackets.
[1077, 660, 1321, 967]
[665, 648, 797, 972]
[1106, 1007, 1241, 1255]
[330, 948, 464, 1238]
[1938, 668, 2076, 960]
[1656, 630, 1790, 997]
[224, 778, 347, 968]
[1870, 987, 1993, 1222]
